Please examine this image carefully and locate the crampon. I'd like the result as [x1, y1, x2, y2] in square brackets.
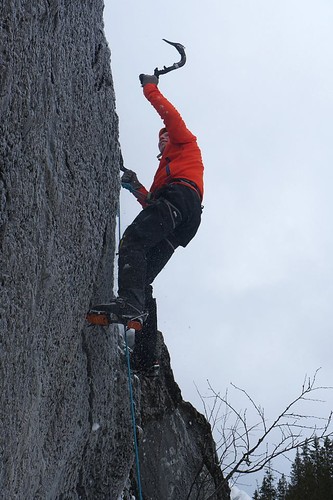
[86, 310, 143, 331]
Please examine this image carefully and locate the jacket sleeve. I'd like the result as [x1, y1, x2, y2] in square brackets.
[143, 84, 196, 144]
[132, 185, 150, 208]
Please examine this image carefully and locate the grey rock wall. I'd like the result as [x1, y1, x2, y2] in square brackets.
[0, 2, 230, 499]
[0, 2, 131, 498]
[135, 333, 230, 500]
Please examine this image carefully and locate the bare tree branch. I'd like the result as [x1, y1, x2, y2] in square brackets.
[199, 369, 333, 500]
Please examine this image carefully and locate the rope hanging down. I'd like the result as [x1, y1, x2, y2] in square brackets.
[124, 324, 143, 500]
[117, 203, 143, 499]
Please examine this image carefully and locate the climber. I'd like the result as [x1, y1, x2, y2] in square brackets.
[89, 74, 204, 371]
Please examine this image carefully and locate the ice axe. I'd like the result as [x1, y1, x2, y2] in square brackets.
[119, 40, 186, 175]
[119, 151, 130, 173]
[154, 38, 186, 77]
[120, 163, 129, 173]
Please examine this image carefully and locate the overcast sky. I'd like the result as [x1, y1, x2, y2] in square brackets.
[103, 1, 333, 494]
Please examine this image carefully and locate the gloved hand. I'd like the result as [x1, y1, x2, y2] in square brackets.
[139, 74, 159, 87]
[121, 169, 143, 192]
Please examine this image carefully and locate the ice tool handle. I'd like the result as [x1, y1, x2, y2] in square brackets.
[154, 39, 186, 77]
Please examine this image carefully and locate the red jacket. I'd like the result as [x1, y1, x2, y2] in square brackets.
[136, 84, 204, 207]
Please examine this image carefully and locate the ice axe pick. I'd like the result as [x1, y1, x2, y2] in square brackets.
[154, 39, 186, 77]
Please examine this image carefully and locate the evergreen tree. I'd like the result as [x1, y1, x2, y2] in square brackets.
[316, 436, 333, 499]
[254, 464, 277, 500]
[301, 439, 317, 497]
[276, 474, 288, 500]
[286, 437, 333, 500]
[253, 437, 333, 500]
[288, 448, 302, 499]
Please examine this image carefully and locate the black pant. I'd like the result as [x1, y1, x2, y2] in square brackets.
[131, 284, 158, 369]
[118, 184, 202, 368]
[118, 183, 202, 311]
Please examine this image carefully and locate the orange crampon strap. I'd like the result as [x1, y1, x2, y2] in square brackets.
[86, 312, 110, 326]
[126, 319, 143, 331]
[86, 312, 142, 331]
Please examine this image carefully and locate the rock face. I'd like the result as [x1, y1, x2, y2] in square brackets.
[0, 2, 230, 499]
[136, 333, 230, 500]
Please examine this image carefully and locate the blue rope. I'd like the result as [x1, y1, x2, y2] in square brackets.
[118, 199, 143, 499]
[124, 327, 143, 500]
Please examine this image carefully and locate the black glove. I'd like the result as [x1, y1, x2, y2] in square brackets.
[139, 74, 159, 87]
[121, 170, 142, 192]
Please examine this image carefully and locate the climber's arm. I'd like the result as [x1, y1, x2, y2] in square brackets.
[142, 82, 196, 145]
[121, 169, 150, 208]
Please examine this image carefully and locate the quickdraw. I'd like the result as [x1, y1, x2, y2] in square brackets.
[154, 39, 186, 77]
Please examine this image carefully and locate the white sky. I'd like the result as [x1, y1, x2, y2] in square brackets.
[103, 1, 333, 494]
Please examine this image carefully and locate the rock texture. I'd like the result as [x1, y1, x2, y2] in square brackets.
[136, 333, 230, 500]
[0, 2, 230, 499]
[0, 2, 129, 498]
